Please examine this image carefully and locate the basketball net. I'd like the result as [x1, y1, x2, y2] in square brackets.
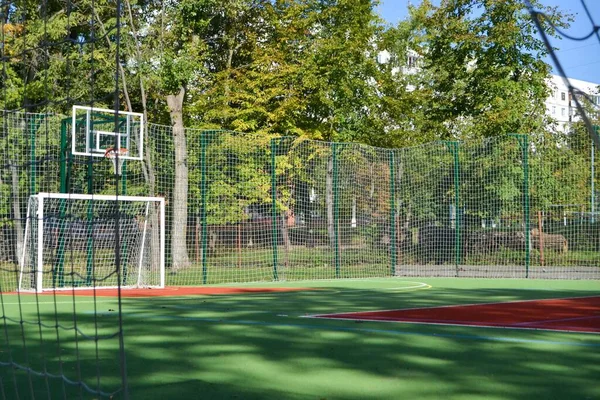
[104, 147, 128, 176]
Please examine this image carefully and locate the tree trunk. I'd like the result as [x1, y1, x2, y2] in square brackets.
[123, 0, 161, 273]
[326, 156, 335, 248]
[139, 83, 161, 274]
[143, 130, 161, 274]
[167, 87, 190, 271]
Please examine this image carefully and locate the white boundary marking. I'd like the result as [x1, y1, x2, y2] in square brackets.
[307, 293, 600, 316]
[210, 277, 430, 287]
[303, 315, 600, 335]
[305, 281, 432, 295]
[335, 293, 600, 314]
[305, 294, 600, 335]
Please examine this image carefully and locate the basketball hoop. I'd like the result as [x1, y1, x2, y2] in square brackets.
[105, 147, 129, 176]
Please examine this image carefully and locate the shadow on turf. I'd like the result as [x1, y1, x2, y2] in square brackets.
[1, 285, 599, 399]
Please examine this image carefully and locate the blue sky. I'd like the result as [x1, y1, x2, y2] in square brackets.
[377, 0, 600, 84]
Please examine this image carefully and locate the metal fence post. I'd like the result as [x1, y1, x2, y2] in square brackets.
[200, 131, 209, 284]
[511, 134, 530, 278]
[389, 150, 397, 276]
[444, 141, 461, 276]
[271, 138, 279, 281]
[332, 143, 341, 278]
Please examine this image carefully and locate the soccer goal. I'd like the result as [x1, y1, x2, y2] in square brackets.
[19, 193, 165, 292]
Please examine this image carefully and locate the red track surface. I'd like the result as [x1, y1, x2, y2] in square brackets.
[314, 296, 600, 333]
[38, 286, 313, 297]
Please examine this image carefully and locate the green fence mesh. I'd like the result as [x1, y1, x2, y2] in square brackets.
[2, 111, 599, 291]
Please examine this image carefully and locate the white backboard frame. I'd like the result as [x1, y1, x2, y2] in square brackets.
[71, 105, 144, 161]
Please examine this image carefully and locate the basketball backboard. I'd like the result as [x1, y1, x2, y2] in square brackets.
[71, 106, 144, 160]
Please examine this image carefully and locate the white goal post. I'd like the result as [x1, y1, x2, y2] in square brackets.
[19, 193, 165, 292]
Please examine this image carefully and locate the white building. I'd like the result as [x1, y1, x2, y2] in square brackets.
[377, 49, 599, 133]
[545, 74, 600, 132]
[377, 49, 420, 75]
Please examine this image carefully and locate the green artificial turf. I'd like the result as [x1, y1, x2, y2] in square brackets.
[1, 278, 599, 399]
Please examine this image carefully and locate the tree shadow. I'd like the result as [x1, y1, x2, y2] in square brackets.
[1, 281, 599, 399]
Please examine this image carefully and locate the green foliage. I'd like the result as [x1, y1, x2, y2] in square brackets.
[1, 0, 123, 112]
[461, 137, 524, 220]
[188, 130, 277, 224]
[188, 0, 383, 141]
[3, 0, 574, 145]
[378, 0, 570, 146]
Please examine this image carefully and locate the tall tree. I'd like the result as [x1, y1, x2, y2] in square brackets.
[380, 0, 569, 144]
[192, 0, 384, 140]
[1, 0, 121, 112]
[127, 0, 214, 271]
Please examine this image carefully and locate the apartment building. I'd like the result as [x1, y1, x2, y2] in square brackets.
[546, 74, 600, 132]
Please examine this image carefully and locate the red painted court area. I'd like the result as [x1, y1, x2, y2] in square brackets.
[39, 286, 313, 297]
[314, 296, 600, 333]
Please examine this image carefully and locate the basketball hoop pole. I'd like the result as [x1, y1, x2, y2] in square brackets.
[59, 117, 70, 194]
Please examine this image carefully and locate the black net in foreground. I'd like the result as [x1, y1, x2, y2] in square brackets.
[525, 0, 600, 146]
[1, 0, 131, 398]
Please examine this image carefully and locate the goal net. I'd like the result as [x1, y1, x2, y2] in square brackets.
[19, 193, 165, 292]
